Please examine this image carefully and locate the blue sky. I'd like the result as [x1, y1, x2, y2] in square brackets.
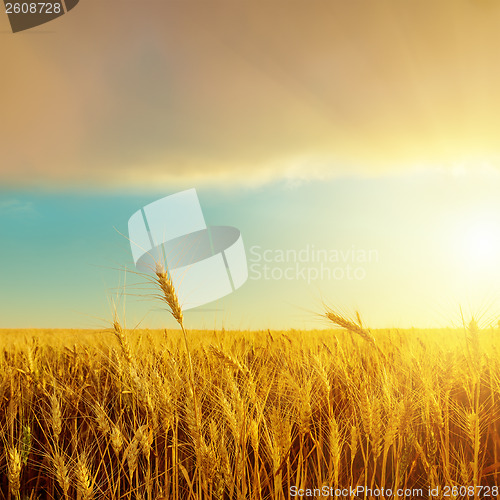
[2, 169, 500, 330]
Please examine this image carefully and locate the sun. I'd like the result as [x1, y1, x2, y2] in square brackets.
[461, 220, 500, 270]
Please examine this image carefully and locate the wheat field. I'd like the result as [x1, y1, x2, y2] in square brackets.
[1, 321, 500, 500]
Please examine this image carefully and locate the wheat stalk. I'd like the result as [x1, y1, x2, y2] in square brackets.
[154, 261, 202, 469]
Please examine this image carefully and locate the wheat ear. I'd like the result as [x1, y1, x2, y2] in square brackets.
[325, 310, 377, 346]
[112, 319, 134, 365]
[75, 454, 94, 500]
[155, 263, 183, 327]
[7, 447, 21, 500]
[52, 452, 70, 498]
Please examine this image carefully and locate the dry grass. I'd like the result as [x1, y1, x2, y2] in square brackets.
[0, 324, 500, 499]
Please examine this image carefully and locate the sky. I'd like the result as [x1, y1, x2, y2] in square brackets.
[2, 0, 500, 329]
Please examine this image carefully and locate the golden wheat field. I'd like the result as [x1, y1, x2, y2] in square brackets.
[1, 321, 500, 500]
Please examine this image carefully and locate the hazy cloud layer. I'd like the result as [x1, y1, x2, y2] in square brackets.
[2, 0, 500, 188]
[0, 198, 35, 214]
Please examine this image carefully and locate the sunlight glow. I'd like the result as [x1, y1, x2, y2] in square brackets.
[462, 221, 500, 269]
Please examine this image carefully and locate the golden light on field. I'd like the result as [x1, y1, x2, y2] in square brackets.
[1, 321, 500, 498]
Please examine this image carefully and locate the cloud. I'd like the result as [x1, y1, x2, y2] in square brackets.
[0, 199, 35, 215]
[2, 0, 500, 188]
